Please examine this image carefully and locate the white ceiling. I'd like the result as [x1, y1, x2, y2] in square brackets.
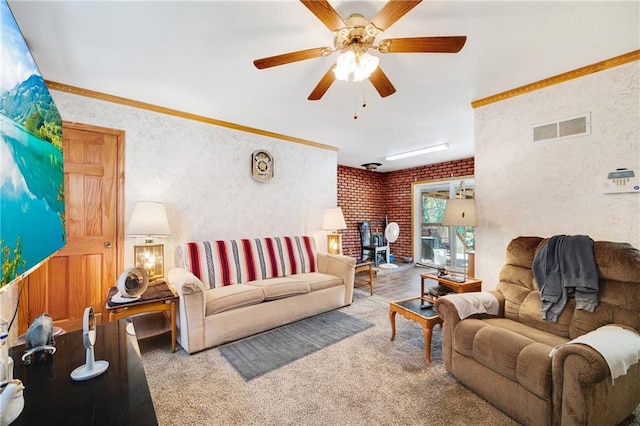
[8, 1, 639, 172]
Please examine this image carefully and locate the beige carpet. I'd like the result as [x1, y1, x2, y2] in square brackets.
[139, 289, 639, 426]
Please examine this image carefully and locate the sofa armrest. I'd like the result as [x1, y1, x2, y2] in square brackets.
[551, 341, 612, 425]
[550, 324, 640, 425]
[167, 267, 207, 354]
[316, 252, 356, 305]
[434, 297, 462, 371]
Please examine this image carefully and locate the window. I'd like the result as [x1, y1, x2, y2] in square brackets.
[412, 178, 475, 272]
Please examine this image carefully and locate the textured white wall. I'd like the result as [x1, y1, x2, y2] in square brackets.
[50, 91, 338, 268]
[475, 61, 640, 290]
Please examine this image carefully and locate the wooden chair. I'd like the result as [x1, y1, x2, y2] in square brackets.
[354, 261, 374, 295]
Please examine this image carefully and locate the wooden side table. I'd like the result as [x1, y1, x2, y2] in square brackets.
[420, 273, 482, 306]
[354, 261, 374, 295]
[105, 281, 178, 352]
[389, 296, 443, 364]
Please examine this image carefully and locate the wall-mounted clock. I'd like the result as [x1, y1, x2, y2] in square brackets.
[251, 150, 274, 182]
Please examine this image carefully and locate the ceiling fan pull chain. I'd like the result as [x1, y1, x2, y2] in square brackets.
[362, 84, 367, 108]
[353, 83, 358, 119]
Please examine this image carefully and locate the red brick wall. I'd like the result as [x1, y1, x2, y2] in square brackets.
[337, 166, 387, 259]
[337, 157, 474, 260]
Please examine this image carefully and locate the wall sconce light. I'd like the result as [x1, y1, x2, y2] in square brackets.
[321, 207, 347, 255]
[125, 201, 171, 281]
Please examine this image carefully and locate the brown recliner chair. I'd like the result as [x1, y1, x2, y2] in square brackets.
[435, 236, 640, 425]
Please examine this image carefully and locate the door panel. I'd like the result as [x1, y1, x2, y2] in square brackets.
[19, 123, 124, 334]
[48, 257, 69, 319]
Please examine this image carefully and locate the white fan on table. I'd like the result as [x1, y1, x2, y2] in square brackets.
[111, 267, 149, 336]
[378, 222, 399, 272]
[112, 267, 149, 303]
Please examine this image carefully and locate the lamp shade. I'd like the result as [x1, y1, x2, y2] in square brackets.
[126, 201, 171, 237]
[442, 199, 477, 227]
[321, 207, 347, 231]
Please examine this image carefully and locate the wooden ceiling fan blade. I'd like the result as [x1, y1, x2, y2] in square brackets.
[378, 36, 467, 53]
[253, 47, 332, 69]
[300, 0, 346, 32]
[308, 65, 336, 100]
[370, 0, 422, 31]
[369, 67, 396, 98]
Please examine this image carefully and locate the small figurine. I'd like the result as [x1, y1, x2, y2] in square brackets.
[21, 314, 56, 365]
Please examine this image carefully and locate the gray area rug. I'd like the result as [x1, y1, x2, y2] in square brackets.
[219, 310, 373, 381]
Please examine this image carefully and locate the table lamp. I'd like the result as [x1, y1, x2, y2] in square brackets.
[126, 201, 171, 281]
[442, 182, 477, 281]
[322, 207, 347, 255]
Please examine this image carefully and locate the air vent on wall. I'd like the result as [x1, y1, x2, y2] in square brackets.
[532, 112, 591, 142]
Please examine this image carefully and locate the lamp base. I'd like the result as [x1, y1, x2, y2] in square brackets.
[326, 233, 342, 255]
[133, 244, 165, 281]
[466, 251, 475, 278]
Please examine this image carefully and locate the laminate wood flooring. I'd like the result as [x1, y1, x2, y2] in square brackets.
[354, 263, 439, 301]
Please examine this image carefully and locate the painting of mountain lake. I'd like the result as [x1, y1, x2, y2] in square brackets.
[1, 0, 65, 287]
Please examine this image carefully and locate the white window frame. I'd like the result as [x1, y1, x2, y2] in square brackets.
[411, 176, 475, 271]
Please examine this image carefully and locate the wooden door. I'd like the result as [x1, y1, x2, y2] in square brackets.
[19, 122, 124, 333]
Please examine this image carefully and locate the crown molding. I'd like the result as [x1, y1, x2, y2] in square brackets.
[45, 81, 338, 152]
[471, 50, 640, 109]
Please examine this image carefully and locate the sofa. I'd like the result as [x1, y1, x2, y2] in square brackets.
[166, 236, 356, 354]
[435, 236, 640, 425]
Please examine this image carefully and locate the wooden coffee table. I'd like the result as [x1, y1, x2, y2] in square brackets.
[105, 281, 178, 352]
[389, 296, 443, 364]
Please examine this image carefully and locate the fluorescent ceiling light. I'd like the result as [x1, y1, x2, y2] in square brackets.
[384, 143, 449, 161]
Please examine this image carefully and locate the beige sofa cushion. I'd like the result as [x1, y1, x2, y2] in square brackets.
[247, 277, 310, 300]
[290, 272, 342, 292]
[205, 284, 265, 316]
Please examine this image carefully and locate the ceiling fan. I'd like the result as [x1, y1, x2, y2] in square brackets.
[253, 0, 467, 101]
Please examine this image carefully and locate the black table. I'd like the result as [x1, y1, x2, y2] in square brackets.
[9, 320, 157, 425]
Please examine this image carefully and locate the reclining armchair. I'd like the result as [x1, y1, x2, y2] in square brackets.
[435, 236, 640, 425]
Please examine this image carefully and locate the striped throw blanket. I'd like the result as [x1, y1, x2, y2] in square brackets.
[177, 236, 317, 288]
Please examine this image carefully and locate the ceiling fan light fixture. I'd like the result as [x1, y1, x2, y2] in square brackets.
[333, 51, 379, 82]
[354, 52, 379, 82]
[254, 1, 467, 101]
[334, 51, 355, 80]
[385, 143, 450, 161]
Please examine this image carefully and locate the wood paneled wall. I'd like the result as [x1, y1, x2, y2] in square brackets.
[338, 158, 475, 260]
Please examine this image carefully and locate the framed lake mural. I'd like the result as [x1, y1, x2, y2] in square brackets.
[1, 0, 65, 288]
